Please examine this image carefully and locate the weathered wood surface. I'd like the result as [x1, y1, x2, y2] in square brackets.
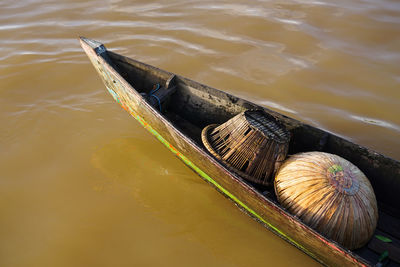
[80, 37, 400, 267]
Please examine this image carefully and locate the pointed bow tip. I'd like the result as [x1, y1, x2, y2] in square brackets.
[79, 37, 104, 50]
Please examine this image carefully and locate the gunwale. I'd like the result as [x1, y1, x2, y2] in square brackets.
[80, 37, 399, 266]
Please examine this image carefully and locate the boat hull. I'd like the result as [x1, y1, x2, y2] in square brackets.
[80, 38, 371, 266]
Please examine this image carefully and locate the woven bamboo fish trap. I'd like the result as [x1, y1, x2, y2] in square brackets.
[274, 152, 378, 250]
[201, 110, 290, 186]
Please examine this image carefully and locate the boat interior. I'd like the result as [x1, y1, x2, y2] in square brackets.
[106, 50, 400, 266]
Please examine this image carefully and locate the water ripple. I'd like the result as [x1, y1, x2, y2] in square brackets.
[118, 34, 218, 55]
[6, 91, 112, 117]
[350, 115, 400, 132]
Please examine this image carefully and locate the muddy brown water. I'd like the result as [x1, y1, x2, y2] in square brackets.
[1, 0, 399, 266]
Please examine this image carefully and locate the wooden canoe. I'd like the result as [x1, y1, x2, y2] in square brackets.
[80, 37, 400, 266]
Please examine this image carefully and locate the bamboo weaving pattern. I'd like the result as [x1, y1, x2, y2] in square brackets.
[202, 110, 290, 185]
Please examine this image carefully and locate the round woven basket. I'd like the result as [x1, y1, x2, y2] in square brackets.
[274, 152, 378, 249]
[202, 110, 290, 186]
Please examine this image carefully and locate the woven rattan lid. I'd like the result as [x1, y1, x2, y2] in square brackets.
[202, 110, 290, 185]
[274, 152, 378, 249]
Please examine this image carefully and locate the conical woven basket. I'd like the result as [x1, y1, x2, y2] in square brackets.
[202, 110, 290, 186]
[274, 152, 378, 250]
